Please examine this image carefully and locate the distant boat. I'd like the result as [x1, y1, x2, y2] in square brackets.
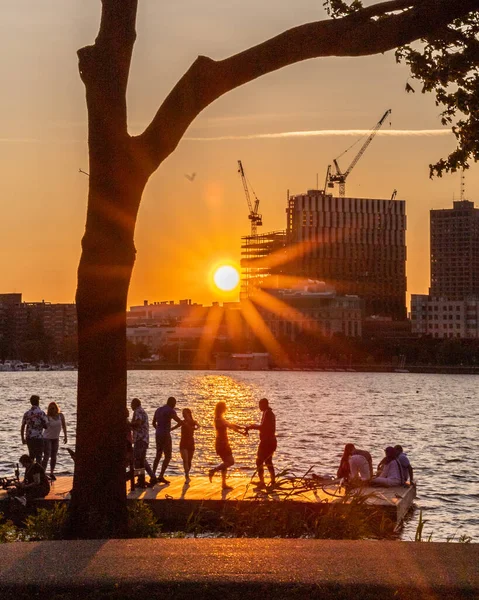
[20, 363, 36, 371]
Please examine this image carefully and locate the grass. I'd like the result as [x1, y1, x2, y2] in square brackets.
[181, 468, 394, 540]
[414, 510, 472, 544]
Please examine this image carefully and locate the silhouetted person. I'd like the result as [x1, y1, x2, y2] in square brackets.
[246, 398, 277, 488]
[21, 395, 48, 463]
[152, 396, 182, 484]
[130, 398, 156, 487]
[172, 408, 200, 483]
[209, 401, 245, 490]
[10, 454, 50, 503]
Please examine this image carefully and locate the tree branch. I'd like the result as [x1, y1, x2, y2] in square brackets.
[139, 0, 479, 170]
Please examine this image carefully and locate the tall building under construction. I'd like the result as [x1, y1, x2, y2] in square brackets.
[241, 191, 407, 320]
[240, 230, 287, 298]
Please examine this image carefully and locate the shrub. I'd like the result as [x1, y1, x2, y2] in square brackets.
[0, 512, 19, 543]
[127, 502, 161, 538]
[23, 503, 68, 541]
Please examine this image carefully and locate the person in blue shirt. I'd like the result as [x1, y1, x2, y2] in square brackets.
[152, 396, 182, 484]
[394, 444, 415, 484]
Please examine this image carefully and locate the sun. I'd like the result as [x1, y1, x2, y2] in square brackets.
[213, 265, 240, 292]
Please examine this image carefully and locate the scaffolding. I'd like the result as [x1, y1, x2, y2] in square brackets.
[240, 230, 287, 299]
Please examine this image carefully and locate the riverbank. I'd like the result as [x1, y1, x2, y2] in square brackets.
[0, 539, 477, 599]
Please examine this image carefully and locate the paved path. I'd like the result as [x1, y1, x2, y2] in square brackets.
[0, 539, 477, 599]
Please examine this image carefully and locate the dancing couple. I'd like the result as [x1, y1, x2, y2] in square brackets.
[209, 398, 277, 490]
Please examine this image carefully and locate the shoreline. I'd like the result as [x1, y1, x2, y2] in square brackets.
[126, 363, 479, 375]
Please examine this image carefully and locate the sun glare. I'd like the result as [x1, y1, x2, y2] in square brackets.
[213, 265, 240, 292]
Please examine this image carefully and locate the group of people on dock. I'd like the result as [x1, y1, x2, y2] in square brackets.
[128, 396, 276, 490]
[13, 393, 414, 501]
[7, 395, 69, 503]
[337, 443, 414, 487]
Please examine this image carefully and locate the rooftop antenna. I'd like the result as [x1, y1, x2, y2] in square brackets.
[460, 170, 466, 201]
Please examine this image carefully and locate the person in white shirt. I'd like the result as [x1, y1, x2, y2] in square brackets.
[41, 402, 67, 481]
[337, 443, 373, 483]
[371, 447, 402, 487]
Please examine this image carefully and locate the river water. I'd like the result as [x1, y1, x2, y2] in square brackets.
[1, 370, 477, 542]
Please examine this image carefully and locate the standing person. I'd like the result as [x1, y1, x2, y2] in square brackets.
[42, 402, 67, 481]
[152, 396, 182, 484]
[130, 398, 156, 487]
[394, 444, 414, 484]
[20, 395, 48, 463]
[209, 401, 245, 490]
[177, 408, 200, 483]
[245, 398, 277, 488]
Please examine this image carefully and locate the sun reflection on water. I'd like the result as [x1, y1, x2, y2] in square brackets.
[183, 374, 260, 472]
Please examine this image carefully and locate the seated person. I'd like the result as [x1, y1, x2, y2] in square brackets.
[337, 443, 373, 483]
[394, 444, 414, 484]
[371, 447, 402, 487]
[9, 454, 50, 501]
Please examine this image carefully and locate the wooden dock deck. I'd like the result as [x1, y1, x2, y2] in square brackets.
[1, 475, 416, 533]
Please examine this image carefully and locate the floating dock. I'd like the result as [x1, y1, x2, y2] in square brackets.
[1, 475, 416, 534]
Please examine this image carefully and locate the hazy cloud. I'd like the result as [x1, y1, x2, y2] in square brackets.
[185, 129, 452, 141]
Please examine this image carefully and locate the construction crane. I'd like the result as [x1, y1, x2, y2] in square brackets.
[238, 160, 263, 236]
[328, 109, 392, 197]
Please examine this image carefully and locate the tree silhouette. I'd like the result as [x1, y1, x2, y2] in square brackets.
[68, 0, 479, 537]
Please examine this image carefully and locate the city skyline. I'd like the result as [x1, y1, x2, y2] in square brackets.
[1, 1, 478, 308]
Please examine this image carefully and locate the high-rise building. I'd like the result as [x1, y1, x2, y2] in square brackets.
[284, 191, 407, 319]
[430, 200, 479, 300]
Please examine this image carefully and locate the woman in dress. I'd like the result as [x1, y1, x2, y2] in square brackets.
[178, 408, 200, 483]
[208, 401, 245, 490]
[42, 402, 67, 480]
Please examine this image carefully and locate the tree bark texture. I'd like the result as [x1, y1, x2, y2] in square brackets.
[68, 0, 150, 538]
[69, 0, 479, 537]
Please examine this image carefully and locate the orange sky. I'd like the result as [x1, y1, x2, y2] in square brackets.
[1, 1, 477, 310]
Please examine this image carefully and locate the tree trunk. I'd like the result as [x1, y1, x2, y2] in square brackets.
[66, 0, 149, 538]
[67, 138, 149, 536]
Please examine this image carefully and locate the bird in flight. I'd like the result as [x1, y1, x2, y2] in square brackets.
[185, 172, 196, 182]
